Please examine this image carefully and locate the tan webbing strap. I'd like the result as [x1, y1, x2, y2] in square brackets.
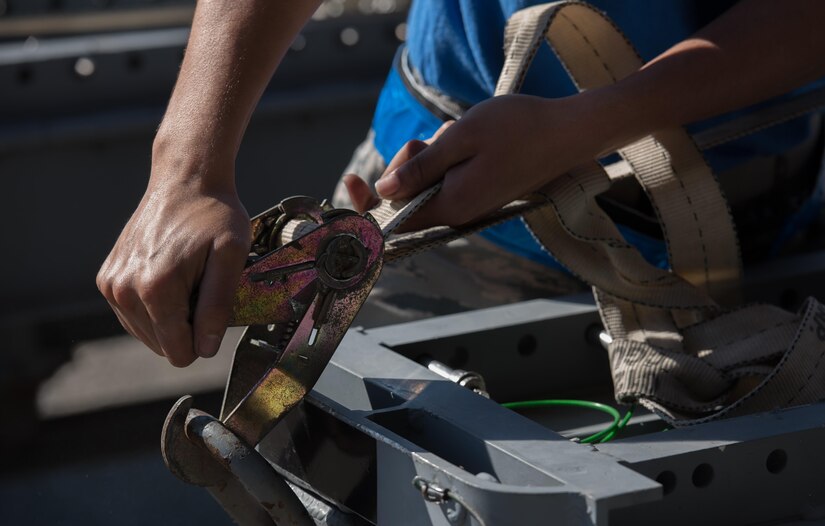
[276, 1, 825, 425]
[369, 183, 443, 237]
[620, 131, 742, 305]
[496, 1, 741, 308]
[494, 1, 825, 424]
[526, 162, 715, 308]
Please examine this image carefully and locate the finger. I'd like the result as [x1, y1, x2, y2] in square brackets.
[193, 239, 247, 360]
[380, 139, 429, 181]
[342, 174, 380, 212]
[375, 120, 470, 200]
[394, 158, 488, 233]
[109, 279, 165, 354]
[376, 121, 454, 186]
[142, 286, 197, 368]
[107, 300, 165, 357]
[425, 120, 455, 144]
[99, 263, 161, 353]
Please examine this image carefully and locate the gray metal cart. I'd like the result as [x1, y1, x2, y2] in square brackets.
[163, 249, 825, 526]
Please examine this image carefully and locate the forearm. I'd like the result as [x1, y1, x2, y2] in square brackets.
[587, 0, 825, 154]
[153, 0, 321, 187]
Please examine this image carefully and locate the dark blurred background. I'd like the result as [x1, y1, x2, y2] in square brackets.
[0, 1, 408, 523]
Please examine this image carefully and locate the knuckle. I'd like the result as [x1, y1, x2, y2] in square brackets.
[136, 274, 173, 306]
[96, 271, 113, 298]
[404, 139, 427, 156]
[216, 234, 249, 256]
[111, 280, 138, 310]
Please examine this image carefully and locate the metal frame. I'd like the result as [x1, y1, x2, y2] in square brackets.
[163, 249, 825, 526]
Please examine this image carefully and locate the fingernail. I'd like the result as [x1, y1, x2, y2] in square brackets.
[197, 334, 222, 358]
[375, 170, 400, 197]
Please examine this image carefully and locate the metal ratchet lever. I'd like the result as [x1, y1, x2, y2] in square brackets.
[218, 198, 385, 446]
[170, 183, 527, 449]
[167, 186, 439, 453]
[160, 183, 531, 523]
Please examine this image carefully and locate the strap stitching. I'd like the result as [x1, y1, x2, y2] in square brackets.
[710, 319, 795, 349]
[507, 14, 552, 94]
[533, 196, 699, 288]
[715, 349, 786, 373]
[655, 142, 712, 294]
[536, 192, 633, 248]
[614, 363, 731, 413]
[558, 11, 619, 83]
[786, 310, 825, 405]
[564, 172, 603, 221]
[699, 300, 818, 422]
[617, 148, 677, 275]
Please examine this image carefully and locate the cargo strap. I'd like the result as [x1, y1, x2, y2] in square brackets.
[493, 0, 825, 424]
[287, 1, 825, 424]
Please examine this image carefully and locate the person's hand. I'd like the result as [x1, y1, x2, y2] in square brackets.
[97, 162, 251, 367]
[341, 122, 451, 214]
[350, 93, 619, 232]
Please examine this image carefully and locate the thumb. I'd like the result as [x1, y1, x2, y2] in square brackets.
[375, 120, 469, 200]
[192, 240, 246, 358]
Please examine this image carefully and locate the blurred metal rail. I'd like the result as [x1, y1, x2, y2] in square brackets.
[0, 6, 408, 446]
[0, 6, 194, 37]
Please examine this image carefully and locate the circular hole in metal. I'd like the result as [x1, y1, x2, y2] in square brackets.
[449, 346, 469, 369]
[655, 470, 677, 496]
[340, 27, 360, 46]
[766, 449, 787, 474]
[691, 463, 714, 488]
[517, 334, 537, 356]
[74, 57, 96, 78]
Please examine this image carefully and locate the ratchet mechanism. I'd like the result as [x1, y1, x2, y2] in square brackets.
[221, 196, 385, 446]
[162, 195, 393, 525]
[160, 186, 546, 524]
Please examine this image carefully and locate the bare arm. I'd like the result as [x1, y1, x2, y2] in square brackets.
[616, 0, 825, 145]
[365, 0, 825, 229]
[98, 0, 320, 366]
[155, 0, 321, 182]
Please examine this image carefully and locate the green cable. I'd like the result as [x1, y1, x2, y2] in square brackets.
[502, 400, 635, 444]
[599, 405, 634, 442]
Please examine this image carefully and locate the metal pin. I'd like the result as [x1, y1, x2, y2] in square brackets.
[249, 339, 279, 352]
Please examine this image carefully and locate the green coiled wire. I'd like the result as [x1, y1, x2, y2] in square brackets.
[502, 399, 634, 444]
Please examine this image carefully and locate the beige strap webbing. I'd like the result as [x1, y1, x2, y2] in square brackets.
[496, 1, 741, 308]
[276, 0, 825, 425]
[494, 1, 825, 425]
